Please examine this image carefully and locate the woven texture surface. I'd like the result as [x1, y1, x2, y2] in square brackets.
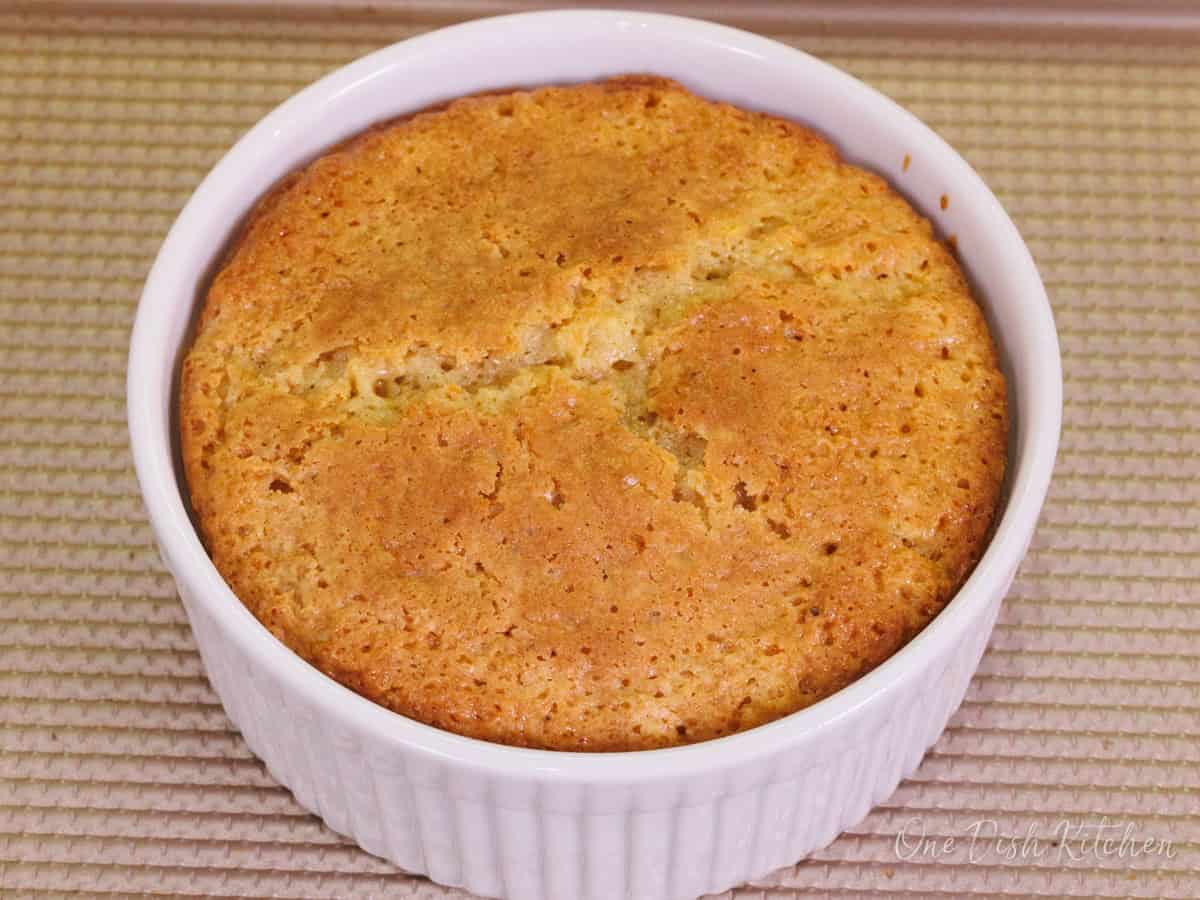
[1, 7, 1198, 897]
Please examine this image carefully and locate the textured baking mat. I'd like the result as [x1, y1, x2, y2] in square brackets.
[1, 6, 1198, 898]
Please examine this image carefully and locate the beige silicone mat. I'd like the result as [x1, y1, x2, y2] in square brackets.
[2, 5, 1198, 898]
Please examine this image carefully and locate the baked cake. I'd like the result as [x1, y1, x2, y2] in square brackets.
[181, 76, 1007, 751]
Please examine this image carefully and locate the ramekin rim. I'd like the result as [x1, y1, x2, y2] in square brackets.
[127, 8, 1061, 782]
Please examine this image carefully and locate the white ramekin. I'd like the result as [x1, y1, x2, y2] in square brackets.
[127, 11, 1061, 900]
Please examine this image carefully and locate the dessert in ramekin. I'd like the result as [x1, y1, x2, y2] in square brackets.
[130, 13, 1059, 899]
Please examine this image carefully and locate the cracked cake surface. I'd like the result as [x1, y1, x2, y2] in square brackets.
[180, 76, 1007, 751]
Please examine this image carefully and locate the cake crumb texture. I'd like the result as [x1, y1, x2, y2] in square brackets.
[181, 76, 1007, 751]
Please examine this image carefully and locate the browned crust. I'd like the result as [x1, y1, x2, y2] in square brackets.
[181, 76, 1007, 751]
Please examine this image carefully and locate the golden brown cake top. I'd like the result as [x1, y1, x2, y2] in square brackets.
[181, 76, 1007, 751]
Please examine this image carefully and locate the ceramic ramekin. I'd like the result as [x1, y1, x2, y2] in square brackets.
[127, 11, 1060, 900]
